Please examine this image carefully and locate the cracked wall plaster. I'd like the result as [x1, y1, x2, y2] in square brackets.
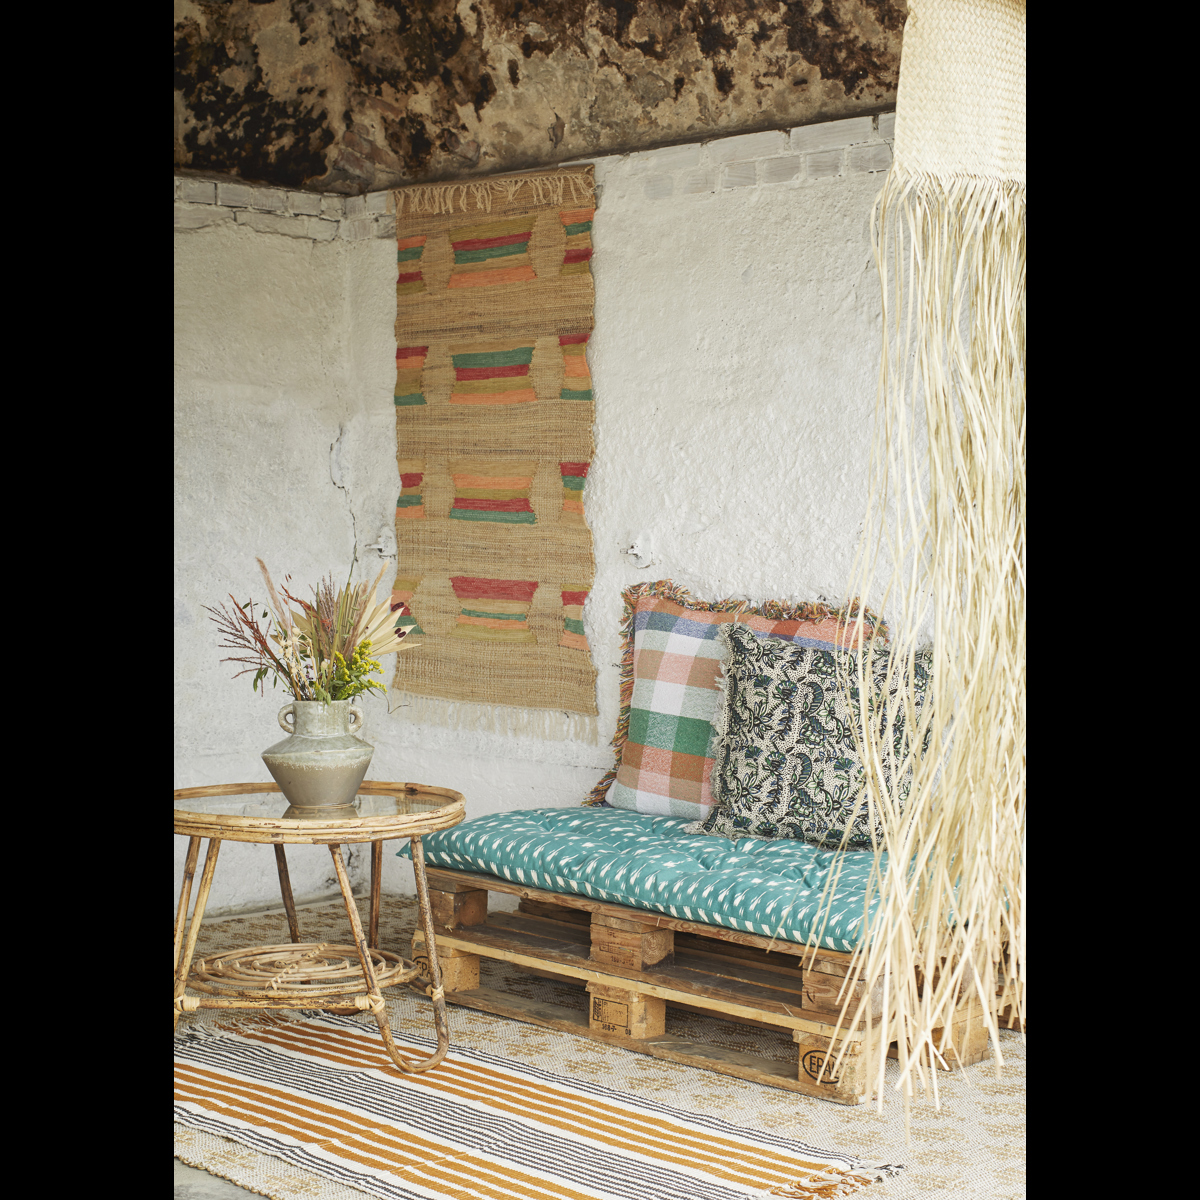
[174, 0, 904, 193]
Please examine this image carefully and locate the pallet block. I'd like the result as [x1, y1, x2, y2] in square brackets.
[411, 937, 481, 993]
[408, 865, 999, 1104]
[587, 981, 666, 1040]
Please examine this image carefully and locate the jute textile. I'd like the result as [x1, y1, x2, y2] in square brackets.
[175, 898, 1025, 1200]
[175, 1014, 898, 1199]
[389, 167, 599, 735]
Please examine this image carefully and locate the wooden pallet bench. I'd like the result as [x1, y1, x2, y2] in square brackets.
[412, 866, 993, 1105]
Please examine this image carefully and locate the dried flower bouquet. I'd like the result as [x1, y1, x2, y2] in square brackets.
[206, 559, 416, 703]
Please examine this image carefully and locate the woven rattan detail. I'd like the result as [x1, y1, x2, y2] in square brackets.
[189, 942, 418, 998]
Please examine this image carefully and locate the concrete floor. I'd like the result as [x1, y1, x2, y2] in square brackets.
[174, 1160, 259, 1198]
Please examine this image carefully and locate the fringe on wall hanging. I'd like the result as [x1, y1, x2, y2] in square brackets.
[391, 167, 594, 218]
[822, 0, 1026, 1108]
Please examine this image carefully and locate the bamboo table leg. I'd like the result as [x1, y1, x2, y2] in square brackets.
[368, 840, 383, 949]
[174, 838, 221, 1029]
[329, 843, 447, 1073]
[273, 844, 302, 944]
[410, 836, 451, 1064]
[174, 837, 201, 973]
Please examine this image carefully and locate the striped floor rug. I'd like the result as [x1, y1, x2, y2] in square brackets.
[174, 1013, 901, 1200]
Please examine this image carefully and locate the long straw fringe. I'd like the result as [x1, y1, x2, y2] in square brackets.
[390, 689, 600, 745]
[391, 168, 593, 218]
[820, 164, 1025, 1107]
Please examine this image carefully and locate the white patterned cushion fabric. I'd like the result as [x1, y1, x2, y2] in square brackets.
[400, 807, 879, 952]
[694, 624, 932, 848]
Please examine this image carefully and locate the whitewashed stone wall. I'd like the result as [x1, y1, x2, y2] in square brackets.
[174, 113, 894, 914]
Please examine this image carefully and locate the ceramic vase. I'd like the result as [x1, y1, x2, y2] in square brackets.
[261, 699, 374, 809]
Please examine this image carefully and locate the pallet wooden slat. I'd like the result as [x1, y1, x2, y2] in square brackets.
[423, 866, 854, 967]
[417, 927, 866, 1038]
[517, 898, 592, 928]
[428, 908, 842, 1020]
[444, 986, 832, 1097]
[413, 867, 996, 1103]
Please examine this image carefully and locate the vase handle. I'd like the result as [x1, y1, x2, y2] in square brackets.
[278, 703, 296, 733]
[349, 704, 365, 734]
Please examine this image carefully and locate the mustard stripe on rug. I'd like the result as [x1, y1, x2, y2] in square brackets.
[174, 1014, 901, 1200]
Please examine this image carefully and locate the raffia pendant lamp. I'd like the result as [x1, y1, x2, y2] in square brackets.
[827, 0, 1026, 1107]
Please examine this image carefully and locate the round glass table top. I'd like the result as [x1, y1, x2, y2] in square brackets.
[173, 782, 465, 843]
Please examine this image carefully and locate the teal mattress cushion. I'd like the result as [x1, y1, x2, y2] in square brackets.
[400, 808, 881, 952]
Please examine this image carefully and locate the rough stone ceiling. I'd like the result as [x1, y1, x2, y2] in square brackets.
[174, 1, 905, 194]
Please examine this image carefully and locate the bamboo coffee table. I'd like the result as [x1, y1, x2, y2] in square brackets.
[173, 781, 465, 1073]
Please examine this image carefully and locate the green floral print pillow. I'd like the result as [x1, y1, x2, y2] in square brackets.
[690, 623, 931, 848]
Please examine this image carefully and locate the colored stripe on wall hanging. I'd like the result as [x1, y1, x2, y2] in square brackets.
[389, 576, 424, 635]
[395, 346, 428, 407]
[559, 586, 589, 651]
[560, 207, 595, 276]
[391, 165, 599, 741]
[559, 461, 588, 524]
[450, 458, 536, 524]
[448, 216, 537, 288]
[450, 342, 537, 405]
[559, 333, 593, 400]
[449, 576, 539, 643]
[396, 235, 428, 296]
[396, 458, 426, 519]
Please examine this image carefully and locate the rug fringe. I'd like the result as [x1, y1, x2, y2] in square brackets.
[393, 166, 594, 217]
[758, 1160, 905, 1197]
[180, 1008, 319, 1038]
[389, 689, 600, 744]
[173, 1131, 268, 1200]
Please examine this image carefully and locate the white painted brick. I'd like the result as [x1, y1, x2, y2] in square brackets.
[643, 175, 674, 200]
[365, 191, 390, 215]
[217, 182, 257, 208]
[647, 143, 701, 171]
[878, 111, 896, 141]
[708, 129, 787, 163]
[321, 195, 346, 218]
[250, 188, 286, 212]
[235, 211, 311, 238]
[806, 150, 844, 179]
[680, 169, 716, 195]
[345, 195, 367, 218]
[179, 179, 217, 205]
[340, 218, 375, 240]
[373, 214, 397, 239]
[174, 204, 233, 230]
[847, 143, 893, 174]
[287, 191, 322, 216]
[308, 217, 340, 243]
[759, 156, 802, 185]
[722, 161, 757, 189]
[790, 117, 874, 154]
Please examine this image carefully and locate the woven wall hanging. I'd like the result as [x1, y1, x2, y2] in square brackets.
[388, 166, 599, 741]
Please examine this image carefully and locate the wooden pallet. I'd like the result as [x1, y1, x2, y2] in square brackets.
[412, 866, 994, 1105]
